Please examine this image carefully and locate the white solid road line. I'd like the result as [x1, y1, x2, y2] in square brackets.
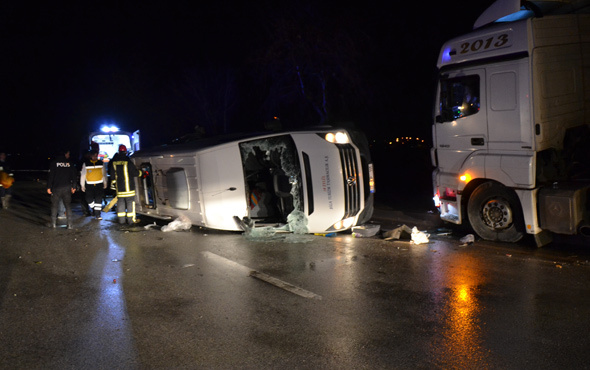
[203, 251, 323, 300]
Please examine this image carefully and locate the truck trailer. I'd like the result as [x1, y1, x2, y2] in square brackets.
[431, 0, 590, 245]
[131, 128, 375, 233]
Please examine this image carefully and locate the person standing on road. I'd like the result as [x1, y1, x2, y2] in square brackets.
[47, 149, 76, 229]
[109, 145, 142, 225]
[0, 152, 15, 209]
[80, 149, 107, 220]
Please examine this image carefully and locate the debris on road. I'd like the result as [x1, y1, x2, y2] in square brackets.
[144, 222, 160, 230]
[161, 215, 192, 232]
[352, 224, 380, 238]
[411, 227, 430, 244]
[233, 214, 315, 242]
[245, 226, 278, 239]
[382, 225, 431, 244]
[460, 234, 475, 246]
[314, 232, 336, 237]
[383, 225, 412, 241]
[436, 228, 453, 236]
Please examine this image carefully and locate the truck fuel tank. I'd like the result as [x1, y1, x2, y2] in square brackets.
[538, 183, 589, 235]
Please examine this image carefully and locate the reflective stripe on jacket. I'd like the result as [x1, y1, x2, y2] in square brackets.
[81, 160, 106, 186]
[110, 157, 141, 198]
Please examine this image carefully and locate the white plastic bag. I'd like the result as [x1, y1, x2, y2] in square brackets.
[161, 215, 192, 232]
[460, 234, 475, 245]
[411, 227, 430, 244]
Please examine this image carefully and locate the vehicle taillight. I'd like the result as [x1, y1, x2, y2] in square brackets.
[433, 189, 441, 208]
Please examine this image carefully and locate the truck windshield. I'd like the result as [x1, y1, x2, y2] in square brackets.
[239, 135, 303, 223]
[439, 75, 480, 121]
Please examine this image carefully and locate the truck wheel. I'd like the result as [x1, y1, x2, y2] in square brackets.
[467, 182, 524, 242]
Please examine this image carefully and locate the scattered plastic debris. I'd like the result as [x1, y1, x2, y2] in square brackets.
[352, 224, 381, 238]
[144, 222, 160, 230]
[383, 225, 413, 241]
[314, 233, 336, 237]
[437, 228, 453, 236]
[161, 215, 192, 232]
[411, 227, 430, 244]
[182, 263, 195, 268]
[111, 259, 121, 262]
[460, 234, 475, 246]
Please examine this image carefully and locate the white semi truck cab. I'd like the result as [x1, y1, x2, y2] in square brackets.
[431, 0, 590, 245]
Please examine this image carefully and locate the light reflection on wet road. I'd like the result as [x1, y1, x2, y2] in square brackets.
[431, 253, 489, 369]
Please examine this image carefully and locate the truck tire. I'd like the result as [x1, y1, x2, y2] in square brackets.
[467, 182, 525, 243]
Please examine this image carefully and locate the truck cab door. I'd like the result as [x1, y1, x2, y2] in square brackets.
[434, 68, 487, 172]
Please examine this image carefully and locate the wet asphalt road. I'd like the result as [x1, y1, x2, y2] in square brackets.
[1, 181, 590, 369]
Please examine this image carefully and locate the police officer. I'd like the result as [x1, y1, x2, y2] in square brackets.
[47, 149, 76, 229]
[80, 149, 107, 220]
[109, 145, 142, 224]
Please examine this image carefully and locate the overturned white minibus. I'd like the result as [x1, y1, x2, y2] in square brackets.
[131, 128, 375, 233]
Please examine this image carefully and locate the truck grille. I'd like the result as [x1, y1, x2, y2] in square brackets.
[338, 144, 361, 218]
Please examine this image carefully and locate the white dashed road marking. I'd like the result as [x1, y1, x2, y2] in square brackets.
[203, 251, 322, 300]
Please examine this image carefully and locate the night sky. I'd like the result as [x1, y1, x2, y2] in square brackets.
[1, 1, 495, 162]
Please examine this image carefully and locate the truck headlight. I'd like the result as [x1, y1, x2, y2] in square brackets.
[324, 132, 350, 144]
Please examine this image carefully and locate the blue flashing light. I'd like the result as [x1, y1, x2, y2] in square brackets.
[495, 9, 534, 23]
[101, 125, 120, 133]
[442, 47, 453, 63]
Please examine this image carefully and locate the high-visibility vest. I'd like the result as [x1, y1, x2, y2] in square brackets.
[111, 159, 140, 198]
[81, 159, 106, 185]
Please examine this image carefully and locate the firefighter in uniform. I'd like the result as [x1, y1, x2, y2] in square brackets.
[109, 145, 142, 224]
[80, 149, 107, 220]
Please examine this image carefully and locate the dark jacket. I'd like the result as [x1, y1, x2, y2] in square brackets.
[48, 155, 76, 190]
[109, 152, 141, 198]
